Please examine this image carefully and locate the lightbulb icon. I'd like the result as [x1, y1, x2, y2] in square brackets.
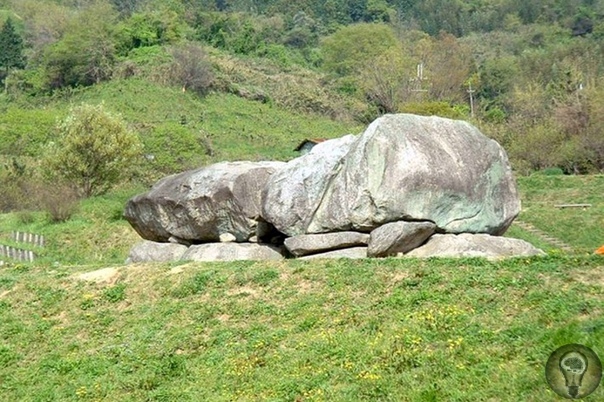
[559, 351, 588, 398]
[545, 343, 602, 399]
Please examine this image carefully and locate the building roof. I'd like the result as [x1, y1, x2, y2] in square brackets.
[294, 138, 328, 152]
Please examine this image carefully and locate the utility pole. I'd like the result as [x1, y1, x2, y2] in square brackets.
[467, 83, 475, 118]
[411, 62, 428, 93]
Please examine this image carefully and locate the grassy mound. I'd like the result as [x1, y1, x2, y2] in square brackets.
[0, 256, 602, 401]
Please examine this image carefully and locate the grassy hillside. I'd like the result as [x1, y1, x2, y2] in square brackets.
[0, 256, 602, 401]
[1, 78, 362, 183]
[509, 174, 604, 253]
[67, 78, 362, 163]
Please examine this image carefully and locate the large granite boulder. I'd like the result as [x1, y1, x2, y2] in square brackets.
[406, 233, 545, 259]
[262, 114, 520, 236]
[284, 231, 370, 257]
[262, 135, 358, 236]
[182, 243, 284, 261]
[124, 161, 285, 244]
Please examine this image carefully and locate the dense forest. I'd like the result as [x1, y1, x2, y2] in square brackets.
[1, 0, 604, 200]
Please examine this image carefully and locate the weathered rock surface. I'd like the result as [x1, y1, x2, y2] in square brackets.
[262, 135, 358, 236]
[309, 114, 520, 235]
[367, 221, 436, 257]
[182, 243, 284, 261]
[124, 161, 285, 243]
[125, 240, 188, 264]
[262, 114, 520, 237]
[219, 233, 237, 243]
[284, 231, 370, 257]
[405, 233, 545, 259]
[298, 247, 367, 260]
[124, 113, 531, 263]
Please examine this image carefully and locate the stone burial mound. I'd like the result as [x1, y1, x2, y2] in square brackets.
[123, 113, 545, 263]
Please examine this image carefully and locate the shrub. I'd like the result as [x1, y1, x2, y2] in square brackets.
[320, 23, 399, 77]
[38, 182, 80, 223]
[42, 103, 143, 198]
[533, 167, 565, 176]
[167, 42, 214, 95]
[0, 162, 79, 221]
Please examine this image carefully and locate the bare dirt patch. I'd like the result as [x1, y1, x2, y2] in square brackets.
[75, 267, 120, 285]
[295, 279, 314, 294]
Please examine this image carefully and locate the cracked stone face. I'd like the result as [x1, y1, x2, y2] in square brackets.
[263, 114, 520, 236]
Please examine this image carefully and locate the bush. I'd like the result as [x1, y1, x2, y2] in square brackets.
[38, 182, 80, 223]
[42, 103, 143, 198]
[536, 167, 565, 176]
[0, 162, 79, 221]
[167, 42, 213, 95]
[0, 157, 35, 212]
[400, 101, 466, 119]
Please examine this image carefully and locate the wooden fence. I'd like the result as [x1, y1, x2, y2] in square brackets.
[0, 245, 36, 262]
[12, 231, 45, 247]
[0, 231, 45, 264]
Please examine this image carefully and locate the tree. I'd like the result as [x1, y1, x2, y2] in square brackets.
[0, 18, 25, 83]
[359, 48, 413, 113]
[321, 23, 399, 77]
[420, 33, 472, 103]
[111, 0, 145, 16]
[43, 104, 142, 197]
[42, 1, 119, 89]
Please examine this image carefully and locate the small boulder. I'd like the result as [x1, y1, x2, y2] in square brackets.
[284, 231, 370, 257]
[182, 243, 284, 262]
[219, 233, 237, 243]
[368, 221, 436, 257]
[126, 240, 188, 264]
[298, 247, 367, 260]
[405, 233, 545, 259]
[76, 268, 120, 284]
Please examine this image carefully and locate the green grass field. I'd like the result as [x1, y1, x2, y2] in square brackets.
[0, 173, 602, 401]
[0, 256, 602, 401]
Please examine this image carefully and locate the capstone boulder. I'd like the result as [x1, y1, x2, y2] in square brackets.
[124, 161, 285, 244]
[262, 135, 358, 236]
[262, 114, 521, 236]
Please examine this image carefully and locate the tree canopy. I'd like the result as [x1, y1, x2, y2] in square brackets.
[2, 0, 604, 174]
[0, 17, 25, 80]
